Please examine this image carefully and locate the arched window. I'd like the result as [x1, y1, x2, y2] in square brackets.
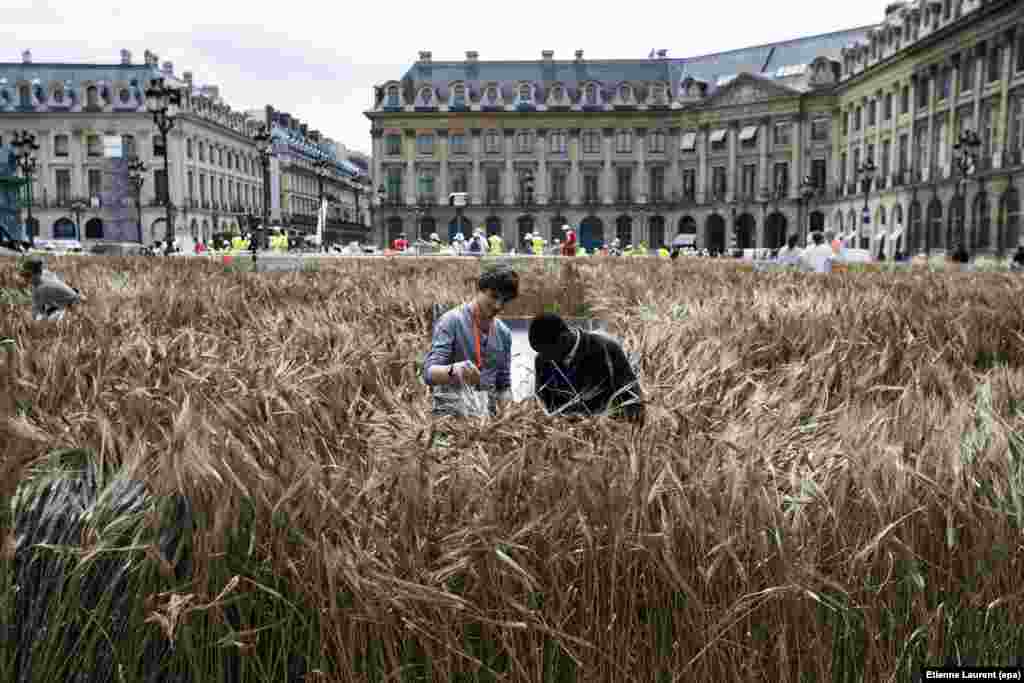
[18, 85, 31, 108]
[386, 86, 400, 107]
[418, 88, 433, 106]
[947, 195, 964, 249]
[927, 198, 943, 250]
[999, 187, 1021, 253]
[485, 87, 499, 105]
[452, 84, 465, 107]
[86, 85, 99, 108]
[585, 84, 598, 105]
[119, 88, 131, 104]
[550, 86, 563, 104]
[518, 84, 531, 102]
[619, 84, 631, 102]
[53, 88, 64, 104]
[616, 215, 632, 245]
[651, 83, 666, 104]
[908, 200, 922, 250]
[972, 191, 991, 250]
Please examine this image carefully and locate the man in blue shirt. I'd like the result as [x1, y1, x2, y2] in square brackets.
[422, 265, 519, 417]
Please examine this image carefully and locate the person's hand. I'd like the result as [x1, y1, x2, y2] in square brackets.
[452, 361, 480, 387]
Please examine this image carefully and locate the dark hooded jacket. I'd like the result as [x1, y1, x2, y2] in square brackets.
[534, 329, 643, 422]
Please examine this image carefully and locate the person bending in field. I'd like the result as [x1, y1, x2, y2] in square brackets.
[422, 265, 519, 417]
[18, 256, 85, 321]
[529, 313, 644, 423]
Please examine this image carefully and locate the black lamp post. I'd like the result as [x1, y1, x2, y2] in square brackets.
[313, 157, 331, 247]
[799, 174, 816, 243]
[70, 198, 88, 242]
[374, 183, 386, 249]
[128, 156, 147, 244]
[144, 77, 182, 255]
[856, 156, 878, 250]
[253, 124, 274, 259]
[11, 130, 39, 246]
[953, 129, 981, 253]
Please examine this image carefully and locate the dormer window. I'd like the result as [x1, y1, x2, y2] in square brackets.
[418, 87, 433, 106]
[452, 84, 466, 107]
[53, 88, 64, 104]
[550, 86, 563, 104]
[386, 86, 400, 107]
[19, 85, 31, 107]
[618, 85, 631, 103]
[119, 88, 131, 104]
[585, 84, 598, 105]
[651, 84, 666, 104]
[485, 87, 499, 105]
[86, 86, 99, 108]
[518, 84, 531, 103]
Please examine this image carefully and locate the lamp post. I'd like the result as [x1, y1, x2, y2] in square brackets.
[798, 174, 816, 244]
[374, 183, 386, 249]
[313, 157, 331, 247]
[11, 130, 39, 246]
[953, 129, 981, 254]
[70, 198, 88, 242]
[128, 156, 147, 244]
[856, 156, 878, 250]
[253, 124, 274, 260]
[144, 77, 182, 255]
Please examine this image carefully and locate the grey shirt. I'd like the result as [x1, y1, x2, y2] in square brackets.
[422, 303, 512, 416]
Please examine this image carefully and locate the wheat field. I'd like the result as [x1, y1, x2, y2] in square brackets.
[2, 255, 1024, 683]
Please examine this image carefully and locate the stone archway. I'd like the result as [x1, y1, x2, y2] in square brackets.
[999, 187, 1021, 253]
[52, 217, 76, 240]
[809, 210, 825, 234]
[764, 212, 787, 249]
[648, 215, 666, 249]
[971, 191, 990, 251]
[579, 215, 603, 252]
[386, 216, 403, 245]
[927, 198, 943, 251]
[517, 215, 535, 248]
[677, 215, 697, 245]
[908, 200, 922, 252]
[705, 214, 726, 254]
[615, 215, 632, 246]
[448, 215, 471, 242]
[485, 216, 502, 237]
[735, 213, 756, 250]
[84, 217, 104, 239]
[418, 216, 437, 241]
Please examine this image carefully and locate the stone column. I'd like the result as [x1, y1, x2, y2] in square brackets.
[569, 128, 581, 205]
[889, 83, 899, 186]
[371, 128, 383, 195]
[727, 122, 738, 202]
[503, 129, 515, 205]
[404, 130, 416, 206]
[635, 127, 647, 203]
[696, 125, 708, 204]
[790, 115, 802, 199]
[994, 29, 1015, 168]
[602, 128, 614, 204]
[668, 127, 681, 201]
[536, 129, 548, 205]
[759, 117, 770, 198]
[72, 130, 85, 198]
[470, 129, 482, 205]
[437, 129, 449, 201]
[908, 75, 918, 180]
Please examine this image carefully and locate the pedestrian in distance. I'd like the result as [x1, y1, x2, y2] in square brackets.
[529, 313, 644, 423]
[422, 265, 519, 417]
[800, 231, 835, 273]
[1012, 245, 1024, 271]
[18, 256, 85, 321]
[777, 234, 802, 266]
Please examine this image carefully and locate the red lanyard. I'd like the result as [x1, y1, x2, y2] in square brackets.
[471, 305, 491, 369]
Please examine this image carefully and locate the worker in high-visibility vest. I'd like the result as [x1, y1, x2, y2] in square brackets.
[488, 232, 504, 254]
[657, 246, 670, 257]
[532, 235, 544, 255]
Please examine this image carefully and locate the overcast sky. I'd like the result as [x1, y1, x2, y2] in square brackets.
[3, 0, 885, 156]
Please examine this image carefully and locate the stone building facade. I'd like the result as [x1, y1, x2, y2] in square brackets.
[0, 49, 372, 245]
[366, 0, 1023, 255]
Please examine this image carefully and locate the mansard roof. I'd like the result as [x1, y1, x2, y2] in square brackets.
[395, 25, 872, 102]
[0, 62, 163, 88]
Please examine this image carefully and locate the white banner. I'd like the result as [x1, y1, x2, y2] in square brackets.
[103, 135, 123, 158]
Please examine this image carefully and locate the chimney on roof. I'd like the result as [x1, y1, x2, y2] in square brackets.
[120, 49, 132, 65]
[21, 50, 31, 64]
[542, 50, 554, 61]
[465, 50, 478, 63]
[574, 50, 584, 61]
[418, 51, 432, 63]
[206, 85, 219, 100]
[657, 49, 668, 59]
[162, 61, 173, 75]
[310, 130, 321, 142]
[183, 71, 193, 86]
[300, 123, 308, 137]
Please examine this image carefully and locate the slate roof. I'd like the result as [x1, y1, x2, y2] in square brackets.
[0, 62, 171, 112]
[395, 26, 872, 102]
[271, 125, 365, 178]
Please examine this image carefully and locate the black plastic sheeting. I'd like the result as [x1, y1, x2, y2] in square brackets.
[7, 451, 309, 683]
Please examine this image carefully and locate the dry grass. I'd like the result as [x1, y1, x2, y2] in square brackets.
[3, 255, 1024, 682]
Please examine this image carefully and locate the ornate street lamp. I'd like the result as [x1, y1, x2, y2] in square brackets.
[253, 124, 274, 261]
[799, 174, 817, 243]
[374, 183, 386, 249]
[70, 198, 88, 241]
[953, 129, 981, 253]
[10, 130, 39, 246]
[128, 156, 147, 244]
[856, 156, 878, 250]
[144, 77, 182, 255]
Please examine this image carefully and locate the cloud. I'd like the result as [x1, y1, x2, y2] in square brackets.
[1, 0, 882, 158]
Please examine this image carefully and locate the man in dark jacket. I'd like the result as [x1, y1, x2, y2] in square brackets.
[529, 313, 644, 423]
